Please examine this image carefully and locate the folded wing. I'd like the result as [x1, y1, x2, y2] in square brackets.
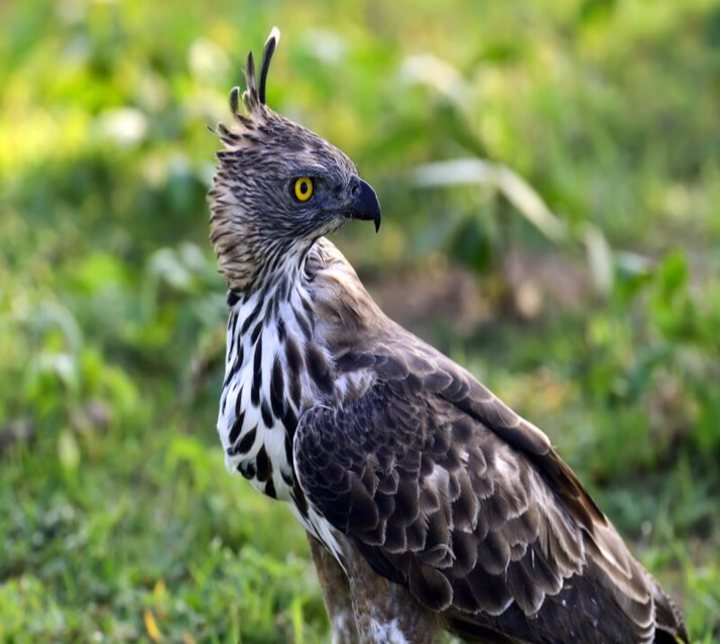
[294, 347, 682, 642]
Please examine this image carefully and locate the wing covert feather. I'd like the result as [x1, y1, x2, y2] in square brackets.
[295, 361, 659, 642]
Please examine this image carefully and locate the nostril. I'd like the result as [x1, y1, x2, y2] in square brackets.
[350, 179, 360, 197]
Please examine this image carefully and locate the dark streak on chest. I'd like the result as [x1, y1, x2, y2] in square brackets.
[285, 336, 304, 407]
[251, 338, 263, 406]
[270, 356, 285, 418]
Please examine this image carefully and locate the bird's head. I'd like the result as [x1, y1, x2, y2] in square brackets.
[209, 27, 381, 291]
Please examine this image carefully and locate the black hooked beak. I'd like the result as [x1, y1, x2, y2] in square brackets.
[347, 178, 381, 233]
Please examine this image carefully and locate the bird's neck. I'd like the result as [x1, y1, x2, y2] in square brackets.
[214, 219, 315, 294]
[227, 248, 304, 305]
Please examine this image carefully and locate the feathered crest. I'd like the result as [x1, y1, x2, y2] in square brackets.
[229, 26, 281, 118]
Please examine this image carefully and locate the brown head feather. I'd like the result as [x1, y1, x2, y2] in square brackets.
[208, 28, 358, 291]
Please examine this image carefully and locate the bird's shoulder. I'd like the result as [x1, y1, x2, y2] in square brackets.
[305, 239, 603, 526]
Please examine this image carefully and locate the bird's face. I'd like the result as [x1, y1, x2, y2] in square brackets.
[209, 29, 380, 289]
[217, 114, 380, 240]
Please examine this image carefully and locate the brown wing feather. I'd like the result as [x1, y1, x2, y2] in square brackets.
[295, 346, 686, 643]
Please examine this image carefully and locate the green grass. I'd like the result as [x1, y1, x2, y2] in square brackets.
[1, 0, 719, 641]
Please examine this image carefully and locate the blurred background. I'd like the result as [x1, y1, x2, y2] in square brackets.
[1, 0, 719, 641]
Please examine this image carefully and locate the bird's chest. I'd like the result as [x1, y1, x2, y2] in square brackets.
[215, 278, 374, 565]
[217, 297, 320, 504]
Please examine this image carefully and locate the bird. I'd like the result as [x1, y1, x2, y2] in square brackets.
[207, 27, 688, 644]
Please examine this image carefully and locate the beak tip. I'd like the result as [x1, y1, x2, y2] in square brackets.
[348, 178, 382, 233]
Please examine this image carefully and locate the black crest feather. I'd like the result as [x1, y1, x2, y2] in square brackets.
[243, 51, 257, 111]
[240, 26, 280, 112]
[259, 26, 280, 104]
[229, 86, 241, 116]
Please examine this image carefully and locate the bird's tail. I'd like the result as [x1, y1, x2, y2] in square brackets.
[651, 576, 689, 643]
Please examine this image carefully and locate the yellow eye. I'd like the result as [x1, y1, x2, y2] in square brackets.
[293, 176, 314, 202]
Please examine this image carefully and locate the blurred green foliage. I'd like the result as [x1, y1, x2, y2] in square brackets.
[1, 0, 719, 641]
